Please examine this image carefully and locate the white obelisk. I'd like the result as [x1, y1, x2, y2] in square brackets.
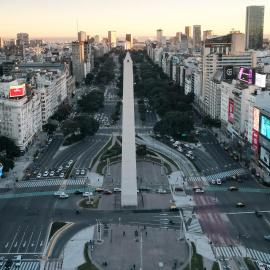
[121, 52, 137, 206]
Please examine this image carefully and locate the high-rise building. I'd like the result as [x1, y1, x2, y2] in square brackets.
[94, 35, 100, 43]
[108, 31, 116, 45]
[157, 29, 163, 44]
[203, 30, 214, 41]
[126, 34, 133, 49]
[185, 26, 191, 39]
[193, 25, 201, 47]
[245, 5, 264, 50]
[17, 33, 29, 45]
[72, 41, 85, 84]
[176, 32, 182, 43]
[0, 38, 4, 51]
[78, 31, 87, 42]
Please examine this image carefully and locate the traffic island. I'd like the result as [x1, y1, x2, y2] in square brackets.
[78, 197, 99, 209]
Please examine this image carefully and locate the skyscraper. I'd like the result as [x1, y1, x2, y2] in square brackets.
[78, 31, 87, 42]
[185, 26, 191, 40]
[108, 31, 116, 45]
[193, 25, 201, 47]
[245, 6, 264, 50]
[126, 34, 133, 49]
[17, 33, 29, 45]
[157, 29, 163, 44]
[176, 32, 182, 43]
[72, 41, 84, 84]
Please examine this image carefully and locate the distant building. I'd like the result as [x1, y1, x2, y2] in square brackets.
[78, 31, 87, 42]
[17, 33, 29, 45]
[108, 31, 116, 46]
[72, 41, 85, 84]
[193, 25, 201, 47]
[157, 29, 163, 44]
[126, 34, 133, 49]
[185, 26, 191, 40]
[176, 32, 182, 43]
[94, 35, 100, 43]
[245, 6, 265, 50]
[203, 30, 214, 41]
[0, 38, 4, 51]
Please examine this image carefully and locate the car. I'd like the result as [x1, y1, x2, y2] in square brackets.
[0, 257, 4, 267]
[68, 160, 73, 165]
[54, 191, 64, 196]
[58, 166, 63, 171]
[184, 143, 190, 147]
[4, 259, 12, 270]
[256, 172, 260, 177]
[264, 235, 270, 241]
[76, 170, 80, 175]
[216, 179, 222, 185]
[195, 188, 204, 193]
[26, 173, 31, 179]
[170, 206, 179, 211]
[139, 186, 151, 191]
[55, 170, 60, 176]
[177, 147, 183, 152]
[236, 203, 246, 208]
[95, 188, 104, 193]
[81, 169, 85, 175]
[226, 176, 232, 181]
[37, 173, 42, 178]
[113, 187, 121, 192]
[74, 190, 83, 194]
[175, 187, 184, 191]
[197, 143, 201, 148]
[211, 179, 216, 184]
[15, 255, 21, 267]
[103, 190, 112, 195]
[49, 171, 55, 177]
[224, 147, 228, 151]
[255, 210, 263, 217]
[232, 176, 237, 181]
[83, 192, 93, 197]
[228, 187, 238, 191]
[25, 167, 30, 172]
[43, 171, 49, 177]
[48, 138, 52, 142]
[157, 189, 166, 194]
[236, 174, 241, 178]
[237, 177, 242, 182]
[60, 172, 64, 178]
[233, 156, 238, 161]
[188, 151, 193, 155]
[59, 193, 69, 199]
[193, 186, 200, 190]
[189, 145, 194, 150]
[65, 163, 70, 168]
[62, 168, 67, 173]
[256, 261, 266, 270]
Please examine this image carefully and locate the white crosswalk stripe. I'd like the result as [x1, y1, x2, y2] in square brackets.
[187, 177, 202, 182]
[67, 179, 86, 185]
[44, 261, 60, 270]
[247, 248, 270, 264]
[216, 246, 241, 258]
[17, 180, 62, 188]
[183, 209, 203, 234]
[205, 168, 246, 181]
[18, 262, 39, 270]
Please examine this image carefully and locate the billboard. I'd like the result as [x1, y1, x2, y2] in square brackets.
[238, 67, 255, 84]
[253, 107, 260, 132]
[9, 84, 26, 97]
[223, 66, 234, 80]
[260, 115, 270, 140]
[228, 99, 234, 124]
[260, 146, 270, 167]
[252, 131, 259, 153]
[255, 73, 266, 88]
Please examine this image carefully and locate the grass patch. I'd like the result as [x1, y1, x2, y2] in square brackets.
[64, 161, 77, 179]
[155, 150, 179, 170]
[212, 261, 220, 270]
[49, 221, 67, 240]
[96, 161, 106, 175]
[183, 242, 204, 270]
[147, 150, 157, 156]
[136, 134, 144, 141]
[164, 162, 172, 174]
[244, 258, 256, 270]
[78, 243, 99, 270]
[79, 197, 99, 209]
[90, 137, 113, 171]
[63, 134, 85, 146]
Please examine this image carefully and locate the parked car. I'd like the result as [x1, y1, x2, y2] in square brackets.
[197, 143, 201, 148]
[81, 169, 85, 175]
[175, 187, 184, 191]
[58, 166, 63, 171]
[0, 257, 4, 267]
[49, 171, 55, 177]
[43, 171, 49, 177]
[60, 172, 64, 178]
[139, 186, 151, 191]
[37, 173, 42, 178]
[103, 190, 112, 195]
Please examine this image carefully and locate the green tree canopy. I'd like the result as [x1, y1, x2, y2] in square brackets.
[0, 136, 20, 159]
[42, 123, 57, 135]
[74, 115, 99, 136]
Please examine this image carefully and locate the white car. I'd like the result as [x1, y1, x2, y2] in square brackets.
[157, 189, 166, 194]
[58, 166, 63, 171]
[83, 192, 93, 197]
[195, 188, 204, 193]
[49, 171, 55, 177]
[216, 179, 222, 185]
[54, 191, 64, 196]
[177, 147, 183, 152]
[184, 143, 190, 147]
[256, 261, 265, 270]
[37, 173, 42, 178]
[59, 193, 69, 199]
[81, 169, 85, 175]
[197, 143, 202, 148]
[190, 145, 194, 149]
[75, 170, 80, 175]
[43, 171, 49, 177]
[188, 151, 193, 155]
[68, 160, 73, 165]
[113, 188, 121, 192]
[60, 172, 64, 178]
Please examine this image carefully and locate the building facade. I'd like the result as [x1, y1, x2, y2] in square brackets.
[193, 25, 201, 47]
[108, 31, 116, 46]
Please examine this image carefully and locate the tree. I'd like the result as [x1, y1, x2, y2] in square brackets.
[85, 73, 95, 85]
[74, 115, 99, 136]
[136, 145, 147, 156]
[42, 123, 57, 135]
[0, 136, 20, 159]
[50, 103, 72, 122]
[61, 120, 80, 137]
[0, 156, 14, 172]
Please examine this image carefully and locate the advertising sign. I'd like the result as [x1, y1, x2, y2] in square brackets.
[223, 66, 234, 80]
[252, 131, 259, 153]
[9, 84, 26, 97]
[260, 115, 270, 140]
[255, 73, 266, 88]
[260, 146, 270, 167]
[228, 99, 234, 124]
[253, 107, 260, 132]
[238, 67, 255, 84]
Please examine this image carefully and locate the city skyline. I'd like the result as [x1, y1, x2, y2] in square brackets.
[1, 0, 270, 40]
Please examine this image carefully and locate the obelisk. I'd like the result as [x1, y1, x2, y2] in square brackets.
[121, 52, 137, 206]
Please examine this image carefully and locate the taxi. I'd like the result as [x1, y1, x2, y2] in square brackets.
[228, 186, 238, 191]
[170, 206, 179, 211]
[232, 176, 237, 181]
[236, 203, 246, 208]
[193, 186, 201, 190]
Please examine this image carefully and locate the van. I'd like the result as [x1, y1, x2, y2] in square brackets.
[211, 179, 216, 184]
[15, 255, 21, 267]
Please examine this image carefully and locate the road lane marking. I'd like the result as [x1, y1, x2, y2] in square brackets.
[9, 225, 20, 253]
[5, 242, 9, 248]
[26, 225, 36, 252]
[35, 225, 43, 253]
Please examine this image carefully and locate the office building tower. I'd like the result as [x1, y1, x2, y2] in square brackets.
[94, 35, 100, 43]
[126, 34, 133, 49]
[17, 33, 29, 45]
[176, 32, 182, 43]
[157, 29, 163, 44]
[185, 26, 191, 39]
[193, 25, 201, 47]
[0, 38, 4, 51]
[108, 31, 116, 45]
[245, 5, 264, 50]
[78, 31, 87, 42]
[72, 41, 85, 84]
[203, 30, 214, 41]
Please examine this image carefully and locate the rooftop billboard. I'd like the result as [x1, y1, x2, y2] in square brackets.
[9, 84, 26, 98]
[238, 67, 255, 84]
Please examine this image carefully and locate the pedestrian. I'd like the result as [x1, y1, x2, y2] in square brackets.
[133, 264, 136, 269]
[123, 231, 126, 236]
[112, 178, 113, 182]
[145, 231, 147, 236]
[144, 225, 146, 230]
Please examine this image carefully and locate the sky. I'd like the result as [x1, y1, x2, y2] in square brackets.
[1, 0, 269, 40]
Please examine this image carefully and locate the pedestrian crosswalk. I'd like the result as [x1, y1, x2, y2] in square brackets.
[205, 168, 246, 182]
[216, 246, 242, 258]
[17, 180, 62, 188]
[67, 179, 86, 185]
[2, 262, 40, 270]
[44, 260, 61, 270]
[247, 248, 270, 264]
[182, 209, 203, 234]
[187, 176, 202, 182]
